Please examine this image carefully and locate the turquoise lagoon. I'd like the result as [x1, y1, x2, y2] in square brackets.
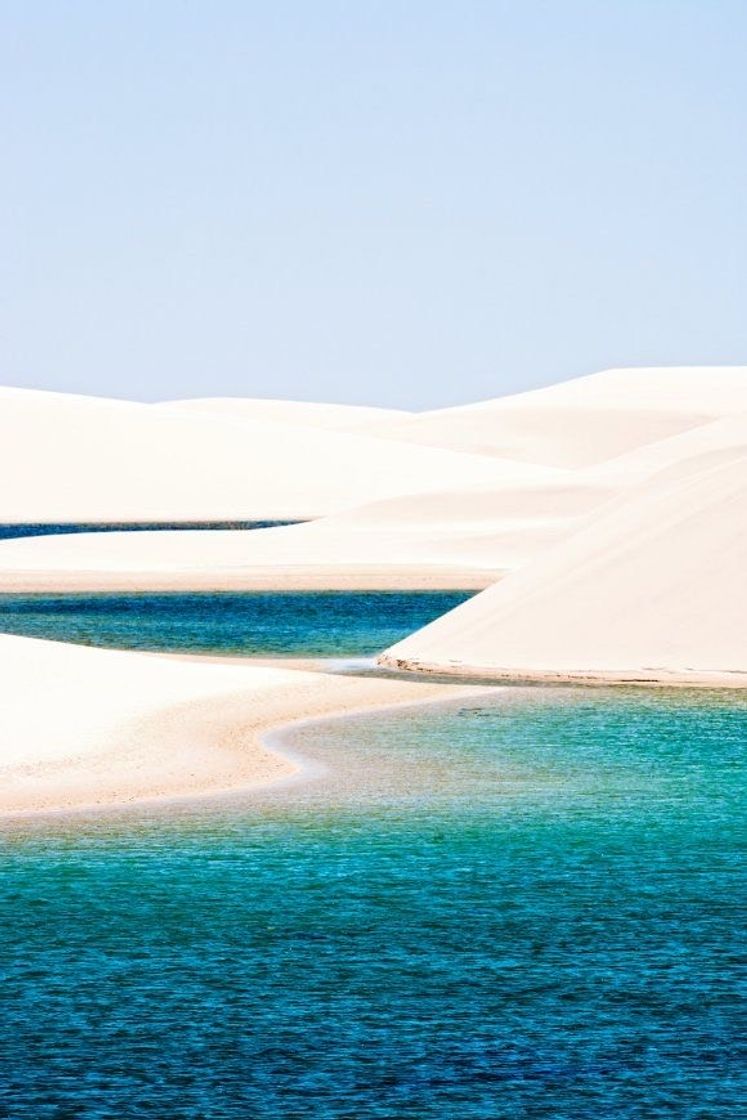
[0, 594, 744, 1117]
[0, 590, 472, 657]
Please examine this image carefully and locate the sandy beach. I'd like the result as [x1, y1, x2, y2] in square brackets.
[0, 633, 480, 817]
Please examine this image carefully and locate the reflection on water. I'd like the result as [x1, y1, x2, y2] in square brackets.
[1, 686, 744, 1117]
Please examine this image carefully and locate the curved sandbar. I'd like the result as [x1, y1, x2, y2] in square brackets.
[0, 634, 477, 817]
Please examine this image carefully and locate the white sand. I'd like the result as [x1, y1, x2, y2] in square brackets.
[0, 634, 476, 816]
[0, 476, 597, 591]
[0, 382, 569, 588]
[2, 368, 746, 593]
[588, 410, 747, 489]
[0, 386, 530, 522]
[372, 366, 747, 467]
[380, 427, 747, 685]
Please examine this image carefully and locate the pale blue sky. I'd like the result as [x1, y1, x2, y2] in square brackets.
[2, 2, 745, 408]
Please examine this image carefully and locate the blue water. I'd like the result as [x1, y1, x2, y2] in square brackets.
[0, 590, 473, 657]
[1, 685, 744, 1118]
[0, 520, 302, 540]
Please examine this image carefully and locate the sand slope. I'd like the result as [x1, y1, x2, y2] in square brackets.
[588, 409, 747, 489]
[381, 428, 747, 684]
[373, 367, 747, 468]
[0, 387, 532, 522]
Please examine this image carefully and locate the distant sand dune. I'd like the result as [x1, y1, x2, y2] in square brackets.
[372, 366, 747, 467]
[0, 387, 532, 523]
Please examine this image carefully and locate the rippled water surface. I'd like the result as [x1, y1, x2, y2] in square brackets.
[1, 686, 744, 1118]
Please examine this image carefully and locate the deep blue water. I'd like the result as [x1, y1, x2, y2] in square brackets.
[0, 590, 473, 657]
[0, 520, 301, 540]
[1, 686, 744, 1118]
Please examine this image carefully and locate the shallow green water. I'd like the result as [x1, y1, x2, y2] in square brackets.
[1, 686, 744, 1118]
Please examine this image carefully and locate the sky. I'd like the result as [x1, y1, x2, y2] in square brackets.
[2, 1, 746, 409]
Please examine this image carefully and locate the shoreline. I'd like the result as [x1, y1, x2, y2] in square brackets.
[377, 654, 747, 689]
[4, 634, 746, 823]
[0, 565, 497, 594]
[0, 642, 485, 821]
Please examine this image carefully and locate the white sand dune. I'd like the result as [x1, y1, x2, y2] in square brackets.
[4, 403, 744, 595]
[373, 366, 747, 468]
[588, 409, 747, 489]
[0, 633, 473, 815]
[380, 426, 747, 685]
[0, 474, 601, 591]
[156, 396, 410, 432]
[4, 384, 747, 592]
[1, 368, 745, 592]
[0, 387, 528, 523]
[253, 481, 612, 575]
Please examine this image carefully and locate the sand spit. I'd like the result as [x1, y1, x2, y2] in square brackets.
[0, 634, 476, 817]
[380, 440, 747, 686]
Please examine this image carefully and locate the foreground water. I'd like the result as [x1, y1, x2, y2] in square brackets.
[0, 590, 473, 657]
[1, 685, 744, 1118]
